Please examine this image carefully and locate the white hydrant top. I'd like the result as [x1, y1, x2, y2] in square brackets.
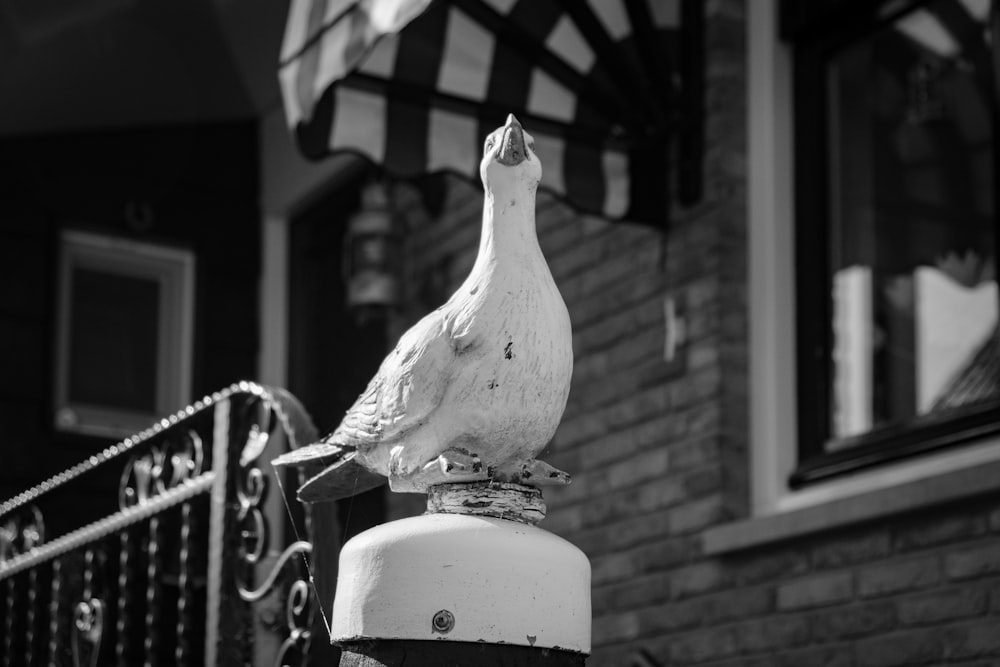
[330, 482, 592, 654]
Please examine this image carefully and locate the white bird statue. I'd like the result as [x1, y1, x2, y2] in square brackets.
[273, 114, 573, 502]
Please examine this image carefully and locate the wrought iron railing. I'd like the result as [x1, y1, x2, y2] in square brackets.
[0, 382, 320, 667]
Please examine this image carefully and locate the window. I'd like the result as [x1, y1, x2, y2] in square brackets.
[787, 0, 1000, 486]
[55, 231, 195, 439]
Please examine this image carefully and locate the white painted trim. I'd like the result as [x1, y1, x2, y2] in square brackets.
[259, 216, 289, 388]
[774, 435, 1000, 514]
[257, 105, 363, 399]
[705, 457, 1000, 554]
[204, 398, 231, 667]
[257, 105, 345, 407]
[54, 230, 195, 438]
[747, 0, 796, 516]
[746, 0, 1000, 519]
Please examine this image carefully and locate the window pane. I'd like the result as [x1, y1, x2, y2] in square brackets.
[827, 1, 999, 448]
[67, 268, 160, 412]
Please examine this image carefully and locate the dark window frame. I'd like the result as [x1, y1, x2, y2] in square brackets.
[786, 0, 1000, 487]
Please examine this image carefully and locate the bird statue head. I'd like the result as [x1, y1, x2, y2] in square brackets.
[480, 114, 541, 197]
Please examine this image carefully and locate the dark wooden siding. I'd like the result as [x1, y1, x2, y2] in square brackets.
[0, 121, 260, 530]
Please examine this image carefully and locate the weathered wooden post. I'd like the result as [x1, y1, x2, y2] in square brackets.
[275, 114, 590, 665]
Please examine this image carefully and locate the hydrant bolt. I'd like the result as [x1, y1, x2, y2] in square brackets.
[432, 610, 455, 634]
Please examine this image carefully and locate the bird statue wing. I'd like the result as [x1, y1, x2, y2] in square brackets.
[274, 307, 466, 501]
[344, 309, 455, 451]
[345, 308, 464, 447]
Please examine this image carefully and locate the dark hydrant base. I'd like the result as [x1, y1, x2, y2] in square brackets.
[339, 639, 587, 666]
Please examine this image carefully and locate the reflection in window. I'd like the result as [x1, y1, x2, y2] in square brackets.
[827, 0, 998, 448]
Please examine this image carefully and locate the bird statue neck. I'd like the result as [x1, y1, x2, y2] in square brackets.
[475, 181, 542, 268]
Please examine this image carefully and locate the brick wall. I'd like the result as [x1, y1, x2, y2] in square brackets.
[382, 0, 1000, 665]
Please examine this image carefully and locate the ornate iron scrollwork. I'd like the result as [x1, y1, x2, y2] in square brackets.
[233, 395, 316, 666]
[119, 430, 205, 510]
[0, 505, 45, 562]
[237, 466, 268, 566]
[113, 427, 207, 666]
[118, 447, 159, 509]
[72, 549, 106, 667]
[0, 382, 319, 667]
[1, 505, 46, 664]
[278, 577, 314, 667]
[72, 598, 104, 667]
[237, 398, 273, 567]
[239, 541, 315, 667]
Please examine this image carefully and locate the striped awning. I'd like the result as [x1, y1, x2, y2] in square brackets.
[279, 0, 702, 227]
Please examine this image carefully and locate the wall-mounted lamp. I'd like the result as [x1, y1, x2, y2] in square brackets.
[344, 181, 401, 316]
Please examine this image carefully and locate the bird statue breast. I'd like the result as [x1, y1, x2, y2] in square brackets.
[274, 114, 573, 501]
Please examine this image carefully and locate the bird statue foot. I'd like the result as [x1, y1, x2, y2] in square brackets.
[387, 453, 571, 494]
[437, 448, 487, 480]
[493, 458, 572, 487]
[388, 448, 490, 493]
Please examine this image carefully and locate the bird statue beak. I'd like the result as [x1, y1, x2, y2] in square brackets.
[496, 114, 527, 166]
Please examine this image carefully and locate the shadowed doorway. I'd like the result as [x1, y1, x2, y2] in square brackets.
[287, 167, 389, 659]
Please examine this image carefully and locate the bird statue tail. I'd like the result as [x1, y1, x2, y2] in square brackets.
[272, 442, 385, 503]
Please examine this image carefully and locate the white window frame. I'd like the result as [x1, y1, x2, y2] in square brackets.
[55, 230, 195, 439]
[747, 0, 1000, 518]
